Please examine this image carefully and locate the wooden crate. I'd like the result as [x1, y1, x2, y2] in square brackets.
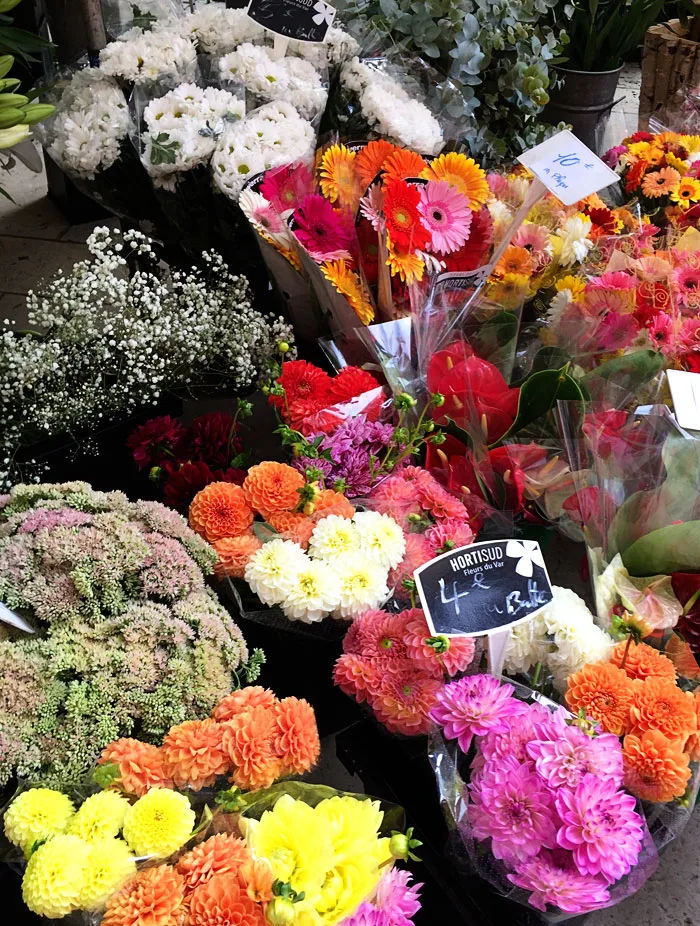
[640, 19, 700, 130]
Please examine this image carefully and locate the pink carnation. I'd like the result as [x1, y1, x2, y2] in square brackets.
[429, 675, 519, 752]
[508, 851, 611, 914]
[404, 610, 475, 677]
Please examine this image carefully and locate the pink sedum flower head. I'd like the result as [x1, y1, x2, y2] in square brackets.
[417, 181, 473, 254]
[508, 850, 611, 914]
[429, 675, 519, 752]
[556, 773, 644, 884]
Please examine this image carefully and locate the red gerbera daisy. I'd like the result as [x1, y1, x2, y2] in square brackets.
[625, 159, 649, 193]
[382, 178, 430, 252]
[269, 360, 333, 416]
[440, 206, 494, 272]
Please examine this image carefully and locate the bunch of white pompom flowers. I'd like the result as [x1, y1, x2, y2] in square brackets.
[244, 512, 406, 623]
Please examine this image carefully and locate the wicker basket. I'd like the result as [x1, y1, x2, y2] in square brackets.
[640, 19, 700, 130]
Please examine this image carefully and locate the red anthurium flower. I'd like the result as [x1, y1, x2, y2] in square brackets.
[672, 573, 700, 655]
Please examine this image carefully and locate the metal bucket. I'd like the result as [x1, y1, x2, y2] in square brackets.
[544, 65, 623, 153]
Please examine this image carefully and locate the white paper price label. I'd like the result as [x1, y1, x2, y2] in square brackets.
[517, 130, 620, 206]
[668, 369, 700, 431]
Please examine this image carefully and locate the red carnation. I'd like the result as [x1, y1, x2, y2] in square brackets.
[162, 461, 244, 512]
[269, 360, 333, 421]
[127, 416, 185, 470]
[180, 412, 240, 469]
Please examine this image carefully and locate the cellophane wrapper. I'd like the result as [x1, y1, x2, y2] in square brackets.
[428, 681, 659, 921]
[100, 0, 184, 39]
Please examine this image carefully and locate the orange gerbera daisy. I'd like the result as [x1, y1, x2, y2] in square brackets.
[273, 696, 320, 775]
[242, 462, 305, 516]
[103, 866, 185, 926]
[382, 148, 428, 182]
[266, 510, 314, 549]
[623, 730, 691, 802]
[386, 239, 425, 284]
[98, 738, 171, 797]
[495, 245, 534, 278]
[319, 143, 359, 209]
[187, 873, 265, 926]
[628, 676, 697, 745]
[356, 139, 397, 189]
[239, 858, 275, 904]
[189, 483, 254, 544]
[212, 533, 262, 580]
[625, 158, 649, 193]
[641, 166, 681, 198]
[486, 272, 529, 309]
[176, 834, 252, 895]
[321, 260, 375, 325]
[610, 641, 677, 683]
[212, 687, 278, 723]
[313, 488, 355, 520]
[420, 153, 489, 209]
[220, 705, 284, 791]
[565, 663, 637, 736]
[162, 719, 229, 791]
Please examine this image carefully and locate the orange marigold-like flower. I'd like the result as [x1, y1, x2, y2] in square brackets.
[266, 511, 315, 549]
[272, 697, 320, 776]
[239, 858, 275, 904]
[99, 738, 172, 797]
[313, 489, 355, 520]
[187, 873, 266, 926]
[610, 641, 677, 683]
[212, 687, 278, 723]
[623, 730, 691, 802]
[102, 866, 185, 926]
[189, 483, 254, 543]
[176, 834, 252, 895]
[161, 719, 230, 791]
[220, 706, 284, 791]
[629, 677, 698, 745]
[565, 663, 637, 736]
[212, 533, 262, 579]
[242, 462, 305, 516]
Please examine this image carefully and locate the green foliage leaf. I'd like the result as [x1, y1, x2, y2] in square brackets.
[583, 349, 665, 395]
[498, 366, 583, 443]
[149, 132, 180, 166]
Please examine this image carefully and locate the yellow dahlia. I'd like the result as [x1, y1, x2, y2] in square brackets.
[122, 788, 195, 859]
[22, 834, 91, 918]
[79, 838, 137, 912]
[4, 788, 75, 855]
[68, 790, 131, 844]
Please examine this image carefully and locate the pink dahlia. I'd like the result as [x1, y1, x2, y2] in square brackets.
[416, 479, 469, 521]
[374, 868, 422, 924]
[372, 667, 443, 736]
[294, 194, 353, 260]
[404, 610, 475, 678]
[370, 475, 423, 527]
[424, 518, 474, 554]
[470, 755, 558, 864]
[508, 850, 610, 913]
[556, 774, 644, 883]
[477, 702, 550, 766]
[527, 710, 624, 789]
[417, 180, 472, 254]
[353, 612, 410, 662]
[429, 675, 519, 752]
[389, 533, 434, 599]
[333, 653, 382, 704]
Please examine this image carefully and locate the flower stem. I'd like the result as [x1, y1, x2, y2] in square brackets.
[619, 634, 633, 671]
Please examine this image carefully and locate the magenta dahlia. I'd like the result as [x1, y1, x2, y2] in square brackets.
[429, 675, 519, 753]
[508, 850, 611, 914]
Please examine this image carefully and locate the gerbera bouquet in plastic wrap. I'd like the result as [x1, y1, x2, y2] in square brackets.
[429, 675, 658, 918]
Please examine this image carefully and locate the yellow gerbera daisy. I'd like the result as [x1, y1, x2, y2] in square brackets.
[321, 259, 374, 325]
[671, 177, 700, 209]
[556, 274, 586, 300]
[665, 152, 688, 176]
[319, 144, 359, 210]
[420, 153, 489, 210]
[385, 242, 425, 285]
[487, 272, 529, 309]
[681, 134, 700, 156]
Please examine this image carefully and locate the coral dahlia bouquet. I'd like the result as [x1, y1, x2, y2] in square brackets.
[429, 675, 658, 917]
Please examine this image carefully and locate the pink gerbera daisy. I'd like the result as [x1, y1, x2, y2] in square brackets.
[359, 183, 384, 231]
[647, 311, 676, 354]
[588, 270, 637, 290]
[512, 223, 552, 271]
[259, 162, 314, 214]
[293, 194, 353, 260]
[239, 189, 287, 236]
[593, 311, 640, 352]
[509, 851, 611, 914]
[430, 674, 519, 752]
[417, 180, 472, 254]
[673, 264, 700, 309]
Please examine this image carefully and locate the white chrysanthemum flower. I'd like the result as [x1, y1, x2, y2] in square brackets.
[549, 623, 614, 693]
[244, 538, 307, 606]
[186, 4, 265, 55]
[504, 612, 549, 676]
[555, 215, 594, 267]
[352, 510, 406, 570]
[330, 553, 390, 619]
[99, 26, 196, 83]
[280, 559, 341, 623]
[308, 515, 360, 561]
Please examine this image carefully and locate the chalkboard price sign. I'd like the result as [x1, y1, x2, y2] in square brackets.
[414, 539, 553, 638]
[246, 0, 336, 43]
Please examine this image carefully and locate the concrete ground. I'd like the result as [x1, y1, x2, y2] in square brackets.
[3, 62, 700, 926]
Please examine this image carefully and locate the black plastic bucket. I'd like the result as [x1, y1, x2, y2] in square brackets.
[544, 65, 623, 153]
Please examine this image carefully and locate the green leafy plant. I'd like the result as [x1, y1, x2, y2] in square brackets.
[335, 0, 568, 160]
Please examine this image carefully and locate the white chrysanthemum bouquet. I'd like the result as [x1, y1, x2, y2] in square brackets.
[99, 25, 197, 85]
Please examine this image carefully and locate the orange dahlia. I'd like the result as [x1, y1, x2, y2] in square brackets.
[684, 689, 700, 761]
[162, 719, 229, 791]
[220, 706, 284, 791]
[189, 483, 254, 543]
[629, 676, 697, 745]
[212, 687, 278, 723]
[623, 730, 691, 802]
[239, 858, 275, 904]
[356, 139, 397, 189]
[420, 153, 489, 209]
[313, 489, 355, 520]
[212, 533, 262, 579]
[273, 697, 320, 775]
[242, 462, 305, 516]
[102, 866, 184, 926]
[266, 511, 315, 549]
[176, 834, 251, 895]
[99, 739, 172, 797]
[187, 873, 265, 926]
[564, 663, 637, 736]
[610, 641, 677, 683]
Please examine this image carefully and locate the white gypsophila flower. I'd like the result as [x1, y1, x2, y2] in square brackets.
[44, 69, 130, 179]
[99, 26, 197, 83]
[219, 44, 327, 121]
[0, 227, 294, 491]
[308, 515, 360, 561]
[330, 552, 390, 619]
[141, 83, 245, 189]
[289, 27, 360, 68]
[503, 611, 549, 676]
[244, 538, 308, 606]
[186, 3, 265, 56]
[546, 288, 573, 329]
[280, 559, 341, 622]
[211, 101, 315, 201]
[555, 215, 594, 267]
[352, 510, 406, 571]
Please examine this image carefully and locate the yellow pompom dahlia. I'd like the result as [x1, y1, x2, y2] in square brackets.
[79, 838, 137, 912]
[4, 788, 75, 855]
[122, 788, 195, 858]
[68, 790, 131, 843]
[22, 834, 91, 918]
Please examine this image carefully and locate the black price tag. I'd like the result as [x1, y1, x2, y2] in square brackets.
[414, 539, 553, 638]
[245, 0, 336, 43]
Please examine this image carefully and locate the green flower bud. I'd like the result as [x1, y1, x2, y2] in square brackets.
[530, 88, 549, 107]
[0, 55, 14, 80]
[278, 341, 291, 354]
[429, 431, 447, 445]
[394, 392, 418, 410]
[20, 103, 55, 126]
[431, 392, 445, 407]
[266, 897, 296, 926]
[148, 465, 163, 485]
[0, 107, 24, 129]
